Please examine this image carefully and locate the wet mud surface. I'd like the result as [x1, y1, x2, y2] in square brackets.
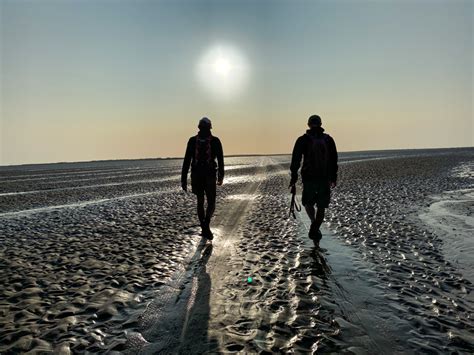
[325, 153, 474, 353]
[0, 148, 473, 354]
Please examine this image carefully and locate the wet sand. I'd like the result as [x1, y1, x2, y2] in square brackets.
[420, 185, 474, 284]
[0, 148, 473, 353]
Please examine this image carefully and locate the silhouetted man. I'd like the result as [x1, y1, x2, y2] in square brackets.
[182, 117, 224, 240]
[290, 115, 338, 245]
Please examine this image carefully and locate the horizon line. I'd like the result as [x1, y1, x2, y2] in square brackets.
[1, 146, 472, 169]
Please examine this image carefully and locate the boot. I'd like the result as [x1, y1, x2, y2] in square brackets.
[309, 221, 318, 240]
[202, 220, 213, 240]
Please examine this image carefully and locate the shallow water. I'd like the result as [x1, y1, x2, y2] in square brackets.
[420, 188, 474, 284]
[0, 148, 473, 353]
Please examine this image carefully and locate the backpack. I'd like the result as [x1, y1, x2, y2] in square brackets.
[303, 133, 329, 178]
[193, 134, 213, 169]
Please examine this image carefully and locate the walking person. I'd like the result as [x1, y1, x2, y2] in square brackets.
[289, 115, 338, 245]
[181, 117, 224, 240]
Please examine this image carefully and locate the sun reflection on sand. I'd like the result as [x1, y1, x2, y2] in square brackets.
[225, 194, 259, 201]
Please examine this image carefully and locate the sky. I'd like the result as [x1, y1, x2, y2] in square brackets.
[1, 0, 472, 165]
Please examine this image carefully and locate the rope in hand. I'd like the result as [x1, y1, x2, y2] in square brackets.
[289, 184, 301, 219]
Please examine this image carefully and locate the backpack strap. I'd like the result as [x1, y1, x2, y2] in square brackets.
[194, 135, 199, 162]
[194, 134, 213, 164]
[205, 135, 212, 163]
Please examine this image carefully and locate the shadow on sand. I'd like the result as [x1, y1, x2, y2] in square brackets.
[125, 238, 218, 354]
[177, 241, 219, 354]
[308, 246, 332, 280]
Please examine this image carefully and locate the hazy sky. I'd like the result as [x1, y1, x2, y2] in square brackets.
[1, 0, 472, 165]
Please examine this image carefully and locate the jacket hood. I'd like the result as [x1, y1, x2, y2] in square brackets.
[198, 129, 212, 137]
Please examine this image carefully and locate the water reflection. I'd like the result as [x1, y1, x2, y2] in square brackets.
[308, 247, 332, 280]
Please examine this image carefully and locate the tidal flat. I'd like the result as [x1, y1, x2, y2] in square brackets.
[0, 148, 473, 354]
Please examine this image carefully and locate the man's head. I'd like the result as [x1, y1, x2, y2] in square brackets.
[198, 117, 212, 130]
[307, 115, 322, 128]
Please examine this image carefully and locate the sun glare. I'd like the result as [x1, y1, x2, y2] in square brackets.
[214, 57, 232, 76]
[196, 44, 249, 100]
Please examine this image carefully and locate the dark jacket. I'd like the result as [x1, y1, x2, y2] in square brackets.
[290, 127, 338, 183]
[181, 132, 224, 184]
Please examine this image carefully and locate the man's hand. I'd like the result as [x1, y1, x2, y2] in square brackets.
[181, 181, 187, 192]
[217, 179, 223, 186]
[330, 181, 337, 189]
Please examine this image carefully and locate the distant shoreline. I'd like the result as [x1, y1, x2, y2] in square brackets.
[1, 146, 472, 169]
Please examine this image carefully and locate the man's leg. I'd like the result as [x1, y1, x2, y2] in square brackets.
[314, 207, 325, 230]
[313, 179, 330, 237]
[302, 181, 318, 239]
[305, 204, 316, 224]
[192, 173, 206, 232]
[305, 204, 317, 239]
[197, 193, 205, 227]
[203, 176, 217, 239]
[205, 188, 216, 225]
[204, 174, 217, 223]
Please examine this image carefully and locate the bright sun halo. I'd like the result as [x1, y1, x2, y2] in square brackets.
[196, 44, 249, 100]
[214, 57, 232, 76]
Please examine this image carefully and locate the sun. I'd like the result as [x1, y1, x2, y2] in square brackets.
[214, 57, 232, 76]
[196, 44, 249, 100]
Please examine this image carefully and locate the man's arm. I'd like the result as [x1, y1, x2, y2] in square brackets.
[290, 137, 303, 186]
[216, 138, 224, 183]
[181, 138, 194, 191]
[327, 135, 338, 184]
